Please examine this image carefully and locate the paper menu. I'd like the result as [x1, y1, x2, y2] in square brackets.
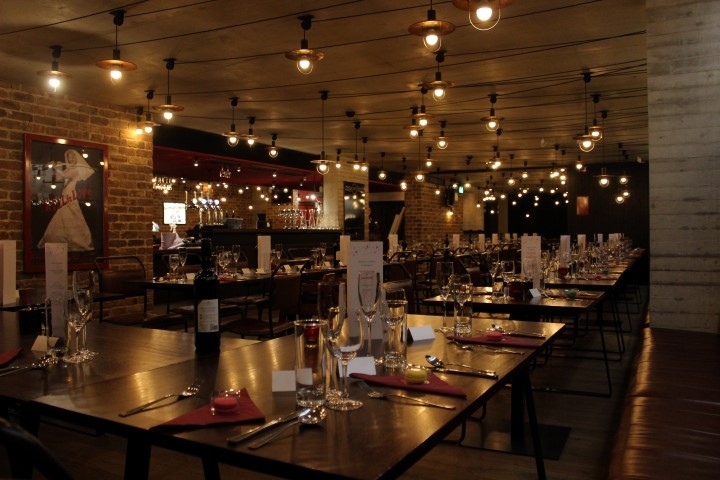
[347, 241, 383, 338]
[491, 233, 499, 244]
[477, 234, 485, 250]
[451, 234, 460, 250]
[339, 235, 351, 266]
[577, 234, 586, 253]
[388, 234, 398, 256]
[44, 243, 67, 335]
[521, 236, 542, 289]
[0, 240, 16, 305]
[257, 235, 271, 272]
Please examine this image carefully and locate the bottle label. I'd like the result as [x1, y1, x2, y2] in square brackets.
[197, 299, 219, 333]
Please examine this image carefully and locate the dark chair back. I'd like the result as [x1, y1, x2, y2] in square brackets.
[0, 417, 73, 480]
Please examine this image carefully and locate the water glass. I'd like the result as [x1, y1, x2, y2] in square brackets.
[295, 318, 328, 408]
[44, 295, 69, 362]
[381, 289, 408, 372]
[452, 274, 473, 336]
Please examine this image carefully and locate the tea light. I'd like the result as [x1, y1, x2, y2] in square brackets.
[486, 330, 503, 342]
[405, 367, 428, 384]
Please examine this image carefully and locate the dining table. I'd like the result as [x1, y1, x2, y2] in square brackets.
[0, 311, 564, 480]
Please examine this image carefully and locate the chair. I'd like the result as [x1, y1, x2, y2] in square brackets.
[221, 266, 301, 339]
[382, 278, 416, 314]
[0, 417, 73, 480]
[94, 256, 185, 329]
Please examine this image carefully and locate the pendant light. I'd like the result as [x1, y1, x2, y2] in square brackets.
[507, 154, 516, 186]
[408, 1, 455, 53]
[589, 94, 604, 141]
[575, 72, 595, 152]
[222, 97, 240, 147]
[240, 116, 260, 146]
[424, 51, 454, 101]
[451, 0, 515, 31]
[285, 15, 324, 74]
[335, 148, 342, 169]
[360, 137, 369, 172]
[37, 45, 70, 93]
[352, 121, 362, 171]
[481, 93, 504, 132]
[96, 10, 136, 84]
[400, 158, 408, 191]
[596, 167, 612, 188]
[134, 107, 144, 135]
[143, 90, 159, 133]
[267, 133, 279, 158]
[153, 58, 184, 121]
[405, 107, 423, 138]
[413, 88, 433, 127]
[378, 152, 387, 180]
[436, 120, 449, 149]
[414, 133, 425, 183]
[425, 146, 434, 167]
[310, 91, 331, 175]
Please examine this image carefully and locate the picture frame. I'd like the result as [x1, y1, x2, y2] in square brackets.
[23, 134, 109, 273]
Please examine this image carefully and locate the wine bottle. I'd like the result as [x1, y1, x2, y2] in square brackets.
[193, 238, 220, 353]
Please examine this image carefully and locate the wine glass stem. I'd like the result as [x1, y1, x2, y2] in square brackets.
[341, 361, 350, 398]
[366, 319, 373, 358]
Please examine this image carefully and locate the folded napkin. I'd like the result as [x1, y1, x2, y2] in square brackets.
[0, 348, 22, 367]
[151, 388, 264, 430]
[350, 373, 466, 398]
[448, 335, 539, 348]
[545, 289, 602, 300]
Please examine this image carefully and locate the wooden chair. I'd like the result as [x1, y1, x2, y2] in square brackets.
[0, 417, 73, 480]
[94, 256, 185, 329]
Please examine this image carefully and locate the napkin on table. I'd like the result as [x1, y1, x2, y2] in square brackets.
[0, 348, 22, 367]
[151, 388, 264, 430]
[448, 335, 540, 348]
[350, 373, 466, 398]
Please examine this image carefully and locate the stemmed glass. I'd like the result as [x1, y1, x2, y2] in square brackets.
[318, 279, 345, 400]
[177, 247, 187, 281]
[231, 245, 242, 273]
[168, 254, 180, 282]
[327, 310, 364, 411]
[70, 270, 97, 361]
[501, 260, 515, 298]
[217, 251, 231, 274]
[435, 261, 454, 332]
[357, 271, 381, 364]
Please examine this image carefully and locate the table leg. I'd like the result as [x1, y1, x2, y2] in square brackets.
[510, 370, 547, 480]
[202, 457, 221, 480]
[124, 435, 151, 480]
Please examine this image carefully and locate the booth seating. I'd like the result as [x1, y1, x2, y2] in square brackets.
[607, 324, 720, 479]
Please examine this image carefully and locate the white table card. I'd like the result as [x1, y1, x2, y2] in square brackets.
[347, 241, 383, 338]
[271, 370, 296, 392]
[478, 234, 485, 249]
[521, 235, 542, 288]
[408, 325, 435, 342]
[257, 235, 271, 272]
[0, 240, 17, 305]
[577, 234, 586, 253]
[339, 235, 351, 266]
[491, 233, 499, 244]
[347, 356, 377, 376]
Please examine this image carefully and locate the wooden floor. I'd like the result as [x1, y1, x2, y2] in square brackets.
[21, 288, 647, 480]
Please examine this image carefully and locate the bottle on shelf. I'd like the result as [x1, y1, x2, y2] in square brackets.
[193, 237, 220, 353]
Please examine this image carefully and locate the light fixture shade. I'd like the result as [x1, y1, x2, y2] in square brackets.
[414, 171, 425, 182]
[314, 161, 330, 175]
[225, 133, 239, 147]
[436, 135, 448, 149]
[577, 134, 595, 152]
[37, 45, 70, 93]
[451, 0, 515, 31]
[285, 16, 324, 74]
[596, 167, 612, 187]
[268, 146, 279, 158]
[589, 124, 604, 141]
[152, 58, 184, 122]
[408, 8, 455, 53]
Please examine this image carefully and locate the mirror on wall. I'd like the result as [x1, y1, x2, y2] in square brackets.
[343, 182, 365, 239]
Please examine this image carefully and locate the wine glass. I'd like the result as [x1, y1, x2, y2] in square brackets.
[63, 312, 87, 364]
[435, 261, 454, 332]
[380, 288, 407, 371]
[177, 247, 187, 281]
[357, 271, 381, 364]
[168, 254, 180, 282]
[217, 251, 230, 274]
[501, 260, 515, 299]
[318, 280, 346, 399]
[327, 310, 364, 411]
[231, 245, 242, 273]
[452, 273, 473, 336]
[72, 270, 97, 360]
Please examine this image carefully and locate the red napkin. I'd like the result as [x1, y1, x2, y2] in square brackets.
[448, 335, 539, 348]
[545, 289, 601, 300]
[0, 348, 22, 367]
[151, 388, 264, 430]
[350, 373, 466, 398]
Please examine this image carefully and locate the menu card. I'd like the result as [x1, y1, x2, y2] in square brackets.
[257, 235, 271, 272]
[451, 234, 460, 250]
[45, 243, 67, 343]
[477, 234, 485, 249]
[559, 235, 571, 267]
[521, 235, 542, 287]
[491, 233, 499, 245]
[339, 235, 351, 266]
[596, 233, 604, 244]
[577, 234, 586, 253]
[0, 240, 16, 305]
[347, 241, 383, 338]
[388, 234, 398, 256]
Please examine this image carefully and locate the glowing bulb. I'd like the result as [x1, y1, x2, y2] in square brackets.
[410, 128, 419, 138]
[426, 159, 433, 168]
[110, 69, 122, 82]
[135, 125, 143, 135]
[163, 110, 173, 121]
[486, 119, 499, 131]
[246, 138, 255, 146]
[227, 135, 239, 147]
[423, 33, 441, 52]
[476, 6, 493, 22]
[400, 180, 408, 191]
[144, 124, 153, 134]
[297, 58, 313, 74]
[599, 177, 610, 187]
[418, 117, 428, 128]
[268, 147, 278, 158]
[578, 137, 594, 152]
[432, 87, 446, 101]
[437, 138, 448, 149]
[48, 76, 61, 91]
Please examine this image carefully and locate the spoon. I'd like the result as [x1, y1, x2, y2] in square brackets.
[425, 355, 497, 378]
[491, 324, 546, 339]
[248, 406, 325, 449]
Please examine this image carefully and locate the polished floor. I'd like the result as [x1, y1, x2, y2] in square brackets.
[18, 288, 647, 480]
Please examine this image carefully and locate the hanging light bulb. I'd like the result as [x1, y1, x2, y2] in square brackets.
[596, 167, 612, 187]
[481, 93, 504, 132]
[405, 107, 423, 138]
[240, 116, 260, 146]
[425, 146, 434, 168]
[378, 151, 387, 180]
[37, 45, 70, 93]
[451, 0, 514, 31]
[575, 72, 595, 152]
[134, 107, 144, 135]
[310, 91, 331, 175]
[335, 148, 342, 169]
[267, 133, 279, 158]
[222, 97, 240, 147]
[152, 58, 184, 122]
[589, 95, 604, 141]
[142, 90, 159, 134]
[96, 10, 137, 84]
[285, 15, 324, 74]
[436, 120, 449, 149]
[618, 172, 630, 185]
[424, 50, 454, 101]
[409, 1, 455, 53]
[576, 155, 584, 170]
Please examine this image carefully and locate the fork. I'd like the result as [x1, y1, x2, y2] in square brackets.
[449, 339, 524, 355]
[0, 356, 53, 377]
[119, 380, 201, 417]
[356, 380, 456, 410]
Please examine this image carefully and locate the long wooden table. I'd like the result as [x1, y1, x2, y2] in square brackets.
[0, 312, 564, 480]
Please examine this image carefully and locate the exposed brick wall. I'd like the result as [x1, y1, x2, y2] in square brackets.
[404, 181, 463, 245]
[0, 81, 152, 309]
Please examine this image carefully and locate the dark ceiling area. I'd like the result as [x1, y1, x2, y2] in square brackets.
[1, 0, 647, 193]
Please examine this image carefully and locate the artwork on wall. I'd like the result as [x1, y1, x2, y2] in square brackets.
[576, 196, 590, 216]
[23, 134, 109, 272]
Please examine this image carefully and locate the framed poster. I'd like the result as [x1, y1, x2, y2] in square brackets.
[576, 196, 590, 216]
[23, 134, 109, 272]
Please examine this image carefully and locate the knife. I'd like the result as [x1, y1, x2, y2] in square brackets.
[430, 367, 498, 379]
[227, 408, 308, 444]
[503, 331, 546, 339]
